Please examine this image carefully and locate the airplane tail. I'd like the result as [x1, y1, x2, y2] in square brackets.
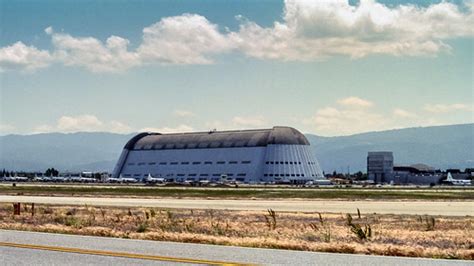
[446, 172, 453, 181]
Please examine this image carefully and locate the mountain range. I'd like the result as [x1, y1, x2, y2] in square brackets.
[1, 124, 472, 173]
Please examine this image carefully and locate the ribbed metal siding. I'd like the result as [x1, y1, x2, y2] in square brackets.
[263, 144, 324, 182]
[114, 144, 325, 183]
[119, 147, 266, 182]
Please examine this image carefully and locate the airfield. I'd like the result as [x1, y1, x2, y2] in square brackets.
[1, 183, 473, 263]
[1, 195, 473, 216]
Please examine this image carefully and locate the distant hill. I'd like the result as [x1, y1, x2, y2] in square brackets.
[0, 124, 472, 172]
[307, 123, 473, 173]
[0, 132, 133, 172]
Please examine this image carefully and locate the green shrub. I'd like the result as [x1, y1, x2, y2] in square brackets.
[137, 223, 148, 233]
[64, 216, 82, 228]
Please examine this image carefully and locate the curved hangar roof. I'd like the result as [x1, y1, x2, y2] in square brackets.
[125, 126, 310, 150]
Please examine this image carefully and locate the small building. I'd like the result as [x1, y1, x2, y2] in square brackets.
[367, 151, 393, 183]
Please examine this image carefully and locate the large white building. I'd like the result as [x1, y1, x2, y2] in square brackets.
[112, 126, 325, 184]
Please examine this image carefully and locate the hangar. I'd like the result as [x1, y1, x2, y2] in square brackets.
[112, 126, 325, 184]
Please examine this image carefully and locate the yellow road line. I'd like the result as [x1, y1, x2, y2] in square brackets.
[0, 242, 254, 265]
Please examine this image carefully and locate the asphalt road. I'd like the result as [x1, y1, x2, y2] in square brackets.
[1, 230, 471, 265]
[0, 195, 473, 216]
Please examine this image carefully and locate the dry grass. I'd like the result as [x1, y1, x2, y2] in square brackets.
[0, 203, 472, 260]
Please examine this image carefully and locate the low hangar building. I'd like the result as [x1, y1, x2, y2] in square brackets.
[112, 126, 325, 184]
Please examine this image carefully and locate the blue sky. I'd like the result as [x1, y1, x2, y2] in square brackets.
[0, 0, 473, 136]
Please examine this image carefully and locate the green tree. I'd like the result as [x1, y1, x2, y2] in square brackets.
[45, 168, 59, 177]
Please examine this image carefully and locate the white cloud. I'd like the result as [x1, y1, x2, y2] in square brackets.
[0, 15, 232, 72]
[302, 97, 380, 135]
[108, 121, 133, 134]
[303, 105, 387, 135]
[337, 96, 373, 108]
[234, 0, 473, 60]
[393, 108, 417, 118]
[1, 1, 472, 72]
[423, 103, 473, 113]
[0, 42, 53, 72]
[44, 26, 53, 35]
[173, 109, 196, 118]
[138, 14, 233, 65]
[49, 28, 140, 72]
[140, 124, 194, 133]
[302, 97, 473, 136]
[32, 115, 199, 134]
[56, 114, 103, 132]
[33, 114, 132, 133]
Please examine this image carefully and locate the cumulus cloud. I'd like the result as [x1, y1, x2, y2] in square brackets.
[32, 114, 198, 134]
[48, 28, 140, 72]
[1, 15, 232, 73]
[423, 103, 473, 113]
[140, 124, 194, 133]
[1, 1, 472, 72]
[234, 0, 473, 60]
[302, 98, 473, 135]
[138, 14, 233, 64]
[0, 42, 53, 72]
[44, 14, 232, 72]
[34, 114, 132, 133]
[302, 103, 386, 135]
[301, 97, 379, 135]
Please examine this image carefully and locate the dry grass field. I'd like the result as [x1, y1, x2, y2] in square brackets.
[0, 203, 472, 260]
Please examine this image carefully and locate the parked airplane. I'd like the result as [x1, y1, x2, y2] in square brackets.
[183, 179, 196, 186]
[199, 179, 210, 185]
[144, 174, 166, 184]
[69, 176, 83, 182]
[118, 175, 139, 183]
[42, 176, 53, 182]
[105, 177, 122, 183]
[445, 172, 471, 186]
[33, 175, 44, 182]
[4, 175, 28, 182]
[79, 177, 96, 183]
[305, 179, 332, 186]
[52, 176, 68, 182]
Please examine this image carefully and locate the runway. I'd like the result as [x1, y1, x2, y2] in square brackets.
[1, 230, 470, 265]
[0, 195, 472, 215]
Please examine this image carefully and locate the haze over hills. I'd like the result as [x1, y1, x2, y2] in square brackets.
[0, 124, 472, 173]
[307, 123, 473, 173]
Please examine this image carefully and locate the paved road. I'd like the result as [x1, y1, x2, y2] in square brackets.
[1, 230, 471, 265]
[0, 195, 473, 216]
